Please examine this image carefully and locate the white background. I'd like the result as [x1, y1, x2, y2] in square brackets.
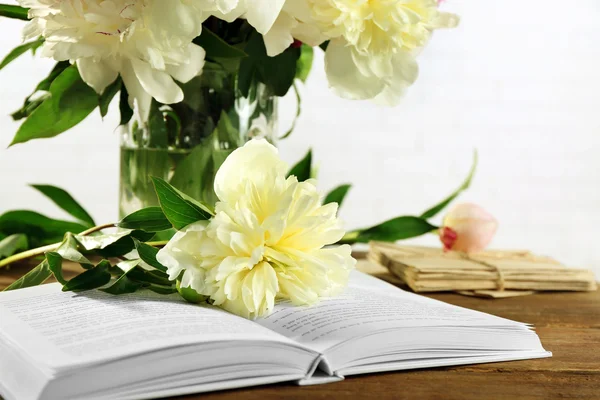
[0, 0, 599, 277]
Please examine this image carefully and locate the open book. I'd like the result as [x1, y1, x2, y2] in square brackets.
[0, 271, 550, 400]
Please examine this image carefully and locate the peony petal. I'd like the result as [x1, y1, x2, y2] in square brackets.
[244, 0, 287, 34]
[156, 221, 207, 281]
[76, 58, 118, 95]
[263, 13, 297, 57]
[130, 58, 184, 105]
[165, 44, 206, 83]
[325, 40, 386, 100]
[120, 59, 153, 122]
[214, 139, 288, 205]
[372, 50, 419, 106]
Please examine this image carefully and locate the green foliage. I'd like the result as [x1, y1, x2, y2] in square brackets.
[119, 85, 134, 125]
[62, 260, 112, 292]
[46, 252, 68, 285]
[118, 207, 172, 232]
[296, 45, 314, 82]
[420, 151, 478, 219]
[324, 184, 352, 209]
[193, 28, 247, 59]
[0, 234, 28, 260]
[342, 217, 438, 244]
[4, 259, 52, 291]
[0, 211, 88, 247]
[10, 65, 98, 146]
[11, 61, 70, 121]
[99, 78, 121, 118]
[0, 39, 43, 71]
[152, 177, 213, 230]
[133, 238, 167, 272]
[101, 273, 143, 295]
[0, 4, 29, 20]
[55, 234, 93, 269]
[31, 184, 95, 227]
[238, 30, 301, 97]
[287, 149, 313, 182]
[96, 230, 154, 258]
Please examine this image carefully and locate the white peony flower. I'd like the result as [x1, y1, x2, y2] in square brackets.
[19, 0, 208, 121]
[157, 139, 356, 319]
[307, 0, 459, 105]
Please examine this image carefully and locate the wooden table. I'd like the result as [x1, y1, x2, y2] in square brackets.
[1, 260, 599, 399]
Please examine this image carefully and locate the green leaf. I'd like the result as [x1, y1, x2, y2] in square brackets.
[150, 229, 177, 242]
[35, 62, 71, 92]
[10, 65, 98, 146]
[127, 268, 173, 286]
[62, 260, 112, 292]
[46, 252, 68, 285]
[193, 29, 247, 59]
[3, 259, 52, 291]
[147, 100, 168, 147]
[420, 151, 479, 219]
[295, 44, 314, 82]
[241, 31, 300, 97]
[101, 273, 143, 295]
[343, 216, 438, 244]
[11, 62, 70, 121]
[152, 177, 213, 230]
[96, 230, 154, 258]
[324, 184, 352, 209]
[31, 184, 95, 227]
[0, 39, 43, 71]
[146, 284, 178, 295]
[133, 238, 167, 272]
[0, 234, 28, 259]
[75, 229, 134, 251]
[287, 149, 312, 182]
[56, 233, 93, 269]
[99, 78, 121, 118]
[119, 85, 134, 125]
[0, 211, 88, 246]
[118, 207, 172, 232]
[0, 4, 29, 20]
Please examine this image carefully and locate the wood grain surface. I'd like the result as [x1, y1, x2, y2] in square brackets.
[1, 258, 598, 400]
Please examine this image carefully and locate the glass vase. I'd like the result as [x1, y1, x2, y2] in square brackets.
[119, 64, 278, 217]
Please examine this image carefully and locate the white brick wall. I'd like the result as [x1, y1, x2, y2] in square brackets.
[1, 0, 599, 277]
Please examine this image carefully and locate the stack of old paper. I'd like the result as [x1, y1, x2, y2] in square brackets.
[368, 242, 597, 298]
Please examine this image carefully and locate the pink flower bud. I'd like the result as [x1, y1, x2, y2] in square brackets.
[440, 203, 498, 253]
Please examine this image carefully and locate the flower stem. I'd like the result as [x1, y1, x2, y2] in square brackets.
[0, 223, 117, 270]
[146, 240, 168, 248]
[338, 230, 360, 245]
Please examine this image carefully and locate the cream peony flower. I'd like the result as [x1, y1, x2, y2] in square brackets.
[157, 139, 356, 319]
[307, 0, 459, 105]
[20, 0, 207, 121]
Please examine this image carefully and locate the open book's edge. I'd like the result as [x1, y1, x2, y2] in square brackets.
[336, 350, 552, 377]
[112, 373, 308, 400]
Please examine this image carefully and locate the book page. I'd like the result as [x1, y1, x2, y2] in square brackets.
[258, 271, 525, 353]
[0, 283, 296, 369]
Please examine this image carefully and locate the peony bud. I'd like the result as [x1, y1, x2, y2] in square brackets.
[439, 203, 498, 253]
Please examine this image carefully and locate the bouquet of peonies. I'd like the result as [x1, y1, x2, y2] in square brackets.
[0, 0, 458, 145]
